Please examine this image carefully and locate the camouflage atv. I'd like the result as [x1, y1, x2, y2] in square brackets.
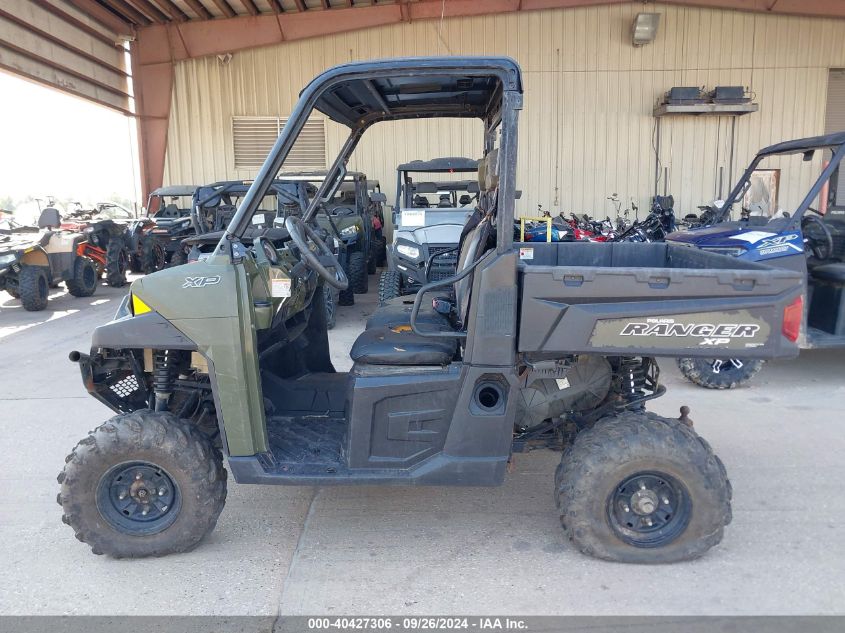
[61, 57, 802, 564]
[1, 208, 98, 310]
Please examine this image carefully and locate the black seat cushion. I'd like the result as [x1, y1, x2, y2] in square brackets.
[810, 263, 845, 284]
[350, 327, 456, 365]
[365, 297, 451, 331]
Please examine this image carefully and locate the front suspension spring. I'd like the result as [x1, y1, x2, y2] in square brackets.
[153, 350, 175, 412]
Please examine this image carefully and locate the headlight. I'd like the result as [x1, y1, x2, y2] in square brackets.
[397, 243, 420, 259]
[0, 253, 16, 267]
[340, 225, 360, 237]
[701, 246, 746, 257]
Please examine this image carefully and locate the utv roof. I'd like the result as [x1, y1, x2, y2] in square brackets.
[305, 56, 522, 127]
[150, 185, 198, 197]
[412, 180, 478, 192]
[278, 171, 366, 180]
[759, 131, 845, 157]
[398, 157, 479, 172]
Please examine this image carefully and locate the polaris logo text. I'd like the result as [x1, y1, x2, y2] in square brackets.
[182, 275, 222, 288]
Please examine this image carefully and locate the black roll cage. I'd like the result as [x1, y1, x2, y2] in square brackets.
[717, 133, 845, 225]
[220, 57, 523, 258]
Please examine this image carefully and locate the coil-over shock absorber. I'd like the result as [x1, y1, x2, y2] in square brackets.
[153, 350, 175, 412]
[619, 357, 648, 404]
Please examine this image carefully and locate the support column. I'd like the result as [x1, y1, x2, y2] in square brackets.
[130, 29, 175, 202]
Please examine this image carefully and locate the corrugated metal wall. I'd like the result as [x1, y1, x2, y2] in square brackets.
[163, 2, 845, 218]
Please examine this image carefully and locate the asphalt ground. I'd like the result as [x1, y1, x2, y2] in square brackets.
[0, 274, 843, 618]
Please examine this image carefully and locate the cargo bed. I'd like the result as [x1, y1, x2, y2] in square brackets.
[516, 242, 804, 358]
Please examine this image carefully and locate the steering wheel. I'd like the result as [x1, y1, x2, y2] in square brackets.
[801, 213, 834, 260]
[284, 216, 348, 290]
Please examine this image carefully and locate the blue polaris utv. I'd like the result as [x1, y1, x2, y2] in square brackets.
[667, 131, 845, 388]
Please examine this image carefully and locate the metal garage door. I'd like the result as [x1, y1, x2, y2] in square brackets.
[0, 0, 131, 114]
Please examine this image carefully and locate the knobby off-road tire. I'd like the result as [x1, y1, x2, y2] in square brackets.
[378, 270, 403, 306]
[676, 357, 764, 390]
[5, 284, 20, 299]
[375, 236, 387, 267]
[324, 285, 337, 330]
[367, 239, 379, 274]
[141, 237, 167, 274]
[66, 257, 98, 298]
[57, 409, 227, 558]
[18, 265, 49, 311]
[348, 249, 368, 294]
[169, 247, 188, 268]
[105, 239, 128, 287]
[555, 411, 732, 564]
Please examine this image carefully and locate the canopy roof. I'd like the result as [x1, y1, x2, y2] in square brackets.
[308, 57, 522, 127]
[150, 185, 198, 197]
[759, 131, 845, 156]
[398, 158, 479, 173]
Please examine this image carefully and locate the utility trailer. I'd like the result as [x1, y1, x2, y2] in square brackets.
[60, 57, 802, 564]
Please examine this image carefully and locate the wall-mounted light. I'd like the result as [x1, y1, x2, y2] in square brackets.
[631, 13, 660, 47]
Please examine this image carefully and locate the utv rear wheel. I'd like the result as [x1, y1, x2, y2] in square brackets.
[57, 409, 227, 558]
[378, 270, 403, 305]
[367, 241, 378, 274]
[18, 265, 49, 311]
[348, 249, 368, 294]
[555, 411, 731, 563]
[66, 257, 98, 297]
[141, 238, 167, 274]
[169, 247, 188, 268]
[5, 284, 20, 299]
[676, 357, 763, 390]
[105, 239, 128, 287]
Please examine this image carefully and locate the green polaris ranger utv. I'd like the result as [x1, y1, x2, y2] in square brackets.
[60, 57, 804, 564]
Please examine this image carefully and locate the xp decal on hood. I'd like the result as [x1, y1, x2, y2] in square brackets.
[590, 310, 772, 350]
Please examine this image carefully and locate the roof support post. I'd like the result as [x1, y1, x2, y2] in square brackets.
[130, 32, 174, 202]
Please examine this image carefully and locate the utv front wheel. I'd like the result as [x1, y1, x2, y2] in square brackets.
[66, 257, 98, 297]
[378, 270, 403, 305]
[169, 247, 188, 268]
[105, 239, 128, 287]
[555, 412, 731, 563]
[324, 285, 337, 330]
[676, 357, 763, 390]
[18, 265, 49, 311]
[58, 409, 227, 558]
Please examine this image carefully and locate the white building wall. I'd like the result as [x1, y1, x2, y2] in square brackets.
[163, 3, 845, 218]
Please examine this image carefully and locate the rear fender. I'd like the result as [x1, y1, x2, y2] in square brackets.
[20, 248, 48, 268]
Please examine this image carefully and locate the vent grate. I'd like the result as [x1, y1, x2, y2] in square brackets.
[232, 116, 326, 170]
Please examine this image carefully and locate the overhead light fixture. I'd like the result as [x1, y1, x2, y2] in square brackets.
[631, 13, 660, 47]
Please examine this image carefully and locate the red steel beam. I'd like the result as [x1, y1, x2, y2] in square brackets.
[293, 0, 307, 12]
[267, 0, 284, 13]
[209, 0, 237, 18]
[125, 0, 172, 23]
[240, 0, 260, 16]
[97, 0, 153, 26]
[62, 0, 136, 35]
[149, 0, 191, 21]
[182, 0, 214, 19]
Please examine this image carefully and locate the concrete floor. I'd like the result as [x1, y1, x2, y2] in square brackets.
[0, 273, 844, 617]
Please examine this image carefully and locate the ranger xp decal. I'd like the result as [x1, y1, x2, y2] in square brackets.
[182, 275, 222, 288]
[589, 311, 771, 351]
[620, 320, 760, 346]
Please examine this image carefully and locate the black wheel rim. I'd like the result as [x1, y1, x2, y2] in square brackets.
[96, 461, 181, 535]
[607, 471, 691, 548]
[705, 358, 746, 375]
[154, 244, 166, 269]
[83, 264, 97, 288]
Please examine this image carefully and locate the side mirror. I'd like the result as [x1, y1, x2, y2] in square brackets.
[369, 192, 387, 204]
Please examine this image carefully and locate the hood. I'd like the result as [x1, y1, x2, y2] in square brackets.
[396, 222, 464, 245]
